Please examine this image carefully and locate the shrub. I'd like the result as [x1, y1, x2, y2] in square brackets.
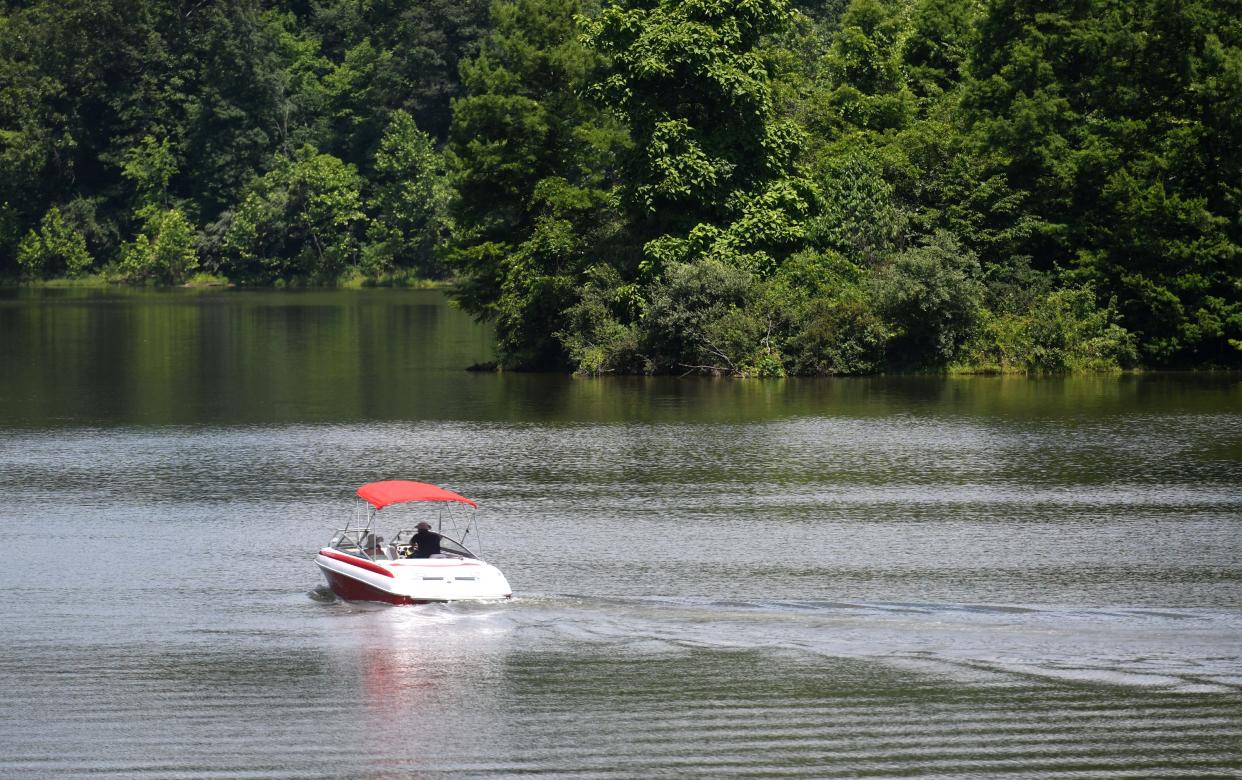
[119, 207, 199, 285]
[871, 230, 983, 366]
[558, 266, 647, 375]
[960, 286, 1137, 373]
[760, 248, 890, 375]
[641, 259, 757, 374]
[16, 206, 93, 279]
[786, 290, 891, 375]
[701, 296, 787, 377]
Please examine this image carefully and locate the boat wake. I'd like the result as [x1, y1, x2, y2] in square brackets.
[501, 594, 1242, 694]
[302, 588, 1241, 693]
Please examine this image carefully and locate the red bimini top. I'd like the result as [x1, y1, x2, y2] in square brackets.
[356, 480, 478, 510]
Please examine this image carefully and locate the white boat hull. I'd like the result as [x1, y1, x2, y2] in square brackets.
[316, 549, 512, 605]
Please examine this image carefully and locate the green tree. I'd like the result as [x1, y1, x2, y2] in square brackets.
[585, 0, 816, 276]
[321, 38, 396, 167]
[119, 207, 199, 285]
[812, 0, 913, 136]
[364, 110, 450, 276]
[805, 0, 1029, 273]
[16, 205, 93, 278]
[872, 230, 984, 366]
[640, 258, 760, 373]
[809, 152, 907, 266]
[902, 0, 976, 105]
[0, 201, 19, 275]
[767, 248, 891, 375]
[800, 0, 914, 277]
[447, 0, 628, 369]
[0, 0, 178, 264]
[121, 135, 178, 207]
[303, 0, 491, 142]
[964, 0, 1242, 365]
[0, 0, 326, 270]
[1075, 0, 1242, 366]
[117, 133, 199, 284]
[223, 146, 365, 283]
[963, 0, 1109, 266]
[181, 3, 326, 223]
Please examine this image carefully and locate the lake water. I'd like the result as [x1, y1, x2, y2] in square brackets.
[1, 287, 1240, 778]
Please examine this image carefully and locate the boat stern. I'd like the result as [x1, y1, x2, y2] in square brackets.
[316, 549, 511, 604]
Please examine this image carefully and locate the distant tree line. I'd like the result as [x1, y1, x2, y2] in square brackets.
[1, 0, 1238, 372]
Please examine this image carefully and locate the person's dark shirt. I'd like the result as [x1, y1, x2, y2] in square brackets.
[411, 529, 441, 558]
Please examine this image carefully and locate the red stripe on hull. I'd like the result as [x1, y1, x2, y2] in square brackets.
[319, 549, 394, 577]
[320, 567, 434, 605]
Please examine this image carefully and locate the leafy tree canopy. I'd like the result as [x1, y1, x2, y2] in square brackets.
[0, 0, 1236, 369]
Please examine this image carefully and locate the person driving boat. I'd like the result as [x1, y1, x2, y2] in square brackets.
[408, 521, 441, 558]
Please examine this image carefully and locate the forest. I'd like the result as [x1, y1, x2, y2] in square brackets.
[1, 0, 1239, 373]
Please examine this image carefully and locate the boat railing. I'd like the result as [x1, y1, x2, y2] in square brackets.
[328, 528, 390, 561]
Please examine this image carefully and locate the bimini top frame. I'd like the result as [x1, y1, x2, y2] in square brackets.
[329, 480, 485, 561]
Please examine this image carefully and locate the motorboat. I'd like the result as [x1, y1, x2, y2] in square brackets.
[315, 480, 512, 605]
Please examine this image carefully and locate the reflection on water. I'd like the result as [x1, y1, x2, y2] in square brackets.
[0, 289, 1239, 778]
[2, 287, 1241, 427]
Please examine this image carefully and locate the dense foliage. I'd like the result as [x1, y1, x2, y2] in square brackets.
[1, 0, 1238, 371]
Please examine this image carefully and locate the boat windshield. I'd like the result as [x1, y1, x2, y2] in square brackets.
[392, 529, 479, 559]
[328, 529, 398, 560]
[436, 535, 478, 559]
[327, 528, 479, 561]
